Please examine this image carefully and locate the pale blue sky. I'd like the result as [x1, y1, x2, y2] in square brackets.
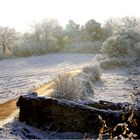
[0, 0, 140, 32]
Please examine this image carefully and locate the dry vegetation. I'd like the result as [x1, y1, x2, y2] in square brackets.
[51, 73, 85, 100]
[51, 65, 101, 100]
[82, 65, 101, 81]
[97, 112, 138, 140]
[99, 58, 130, 70]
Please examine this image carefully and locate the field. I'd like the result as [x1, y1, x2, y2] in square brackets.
[0, 53, 137, 139]
[0, 53, 95, 103]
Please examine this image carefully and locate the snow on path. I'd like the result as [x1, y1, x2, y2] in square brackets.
[94, 69, 133, 103]
[0, 53, 95, 103]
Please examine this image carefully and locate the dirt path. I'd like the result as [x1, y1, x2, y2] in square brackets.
[0, 99, 17, 120]
[0, 98, 18, 126]
[94, 69, 133, 103]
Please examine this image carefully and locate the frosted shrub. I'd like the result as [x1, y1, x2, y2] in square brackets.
[51, 73, 84, 100]
[63, 41, 102, 54]
[51, 72, 94, 101]
[134, 42, 140, 57]
[99, 58, 130, 70]
[102, 35, 128, 58]
[82, 65, 101, 82]
[94, 54, 108, 62]
[119, 31, 140, 45]
[76, 72, 94, 98]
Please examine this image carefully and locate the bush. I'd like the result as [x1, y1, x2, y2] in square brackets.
[45, 45, 63, 53]
[76, 73, 95, 98]
[82, 65, 101, 82]
[12, 47, 45, 57]
[94, 54, 108, 62]
[119, 31, 140, 44]
[63, 41, 102, 54]
[134, 42, 140, 57]
[102, 35, 128, 57]
[102, 30, 140, 59]
[51, 72, 94, 101]
[51, 73, 84, 100]
[99, 58, 130, 70]
[51, 65, 102, 100]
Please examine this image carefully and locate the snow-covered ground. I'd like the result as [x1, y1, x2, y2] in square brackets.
[0, 53, 95, 103]
[0, 120, 98, 139]
[0, 53, 139, 139]
[94, 69, 133, 103]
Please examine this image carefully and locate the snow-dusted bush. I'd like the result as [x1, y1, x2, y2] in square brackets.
[119, 31, 140, 44]
[12, 47, 39, 57]
[94, 54, 108, 62]
[102, 35, 128, 58]
[76, 72, 95, 98]
[51, 72, 94, 101]
[102, 29, 140, 58]
[82, 65, 101, 82]
[99, 58, 130, 70]
[134, 42, 140, 58]
[51, 73, 82, 100]
[63, 41, 102, 53]
[51, 65, 102, 101]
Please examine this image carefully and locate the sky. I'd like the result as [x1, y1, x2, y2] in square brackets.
[0, 0, 140, 32]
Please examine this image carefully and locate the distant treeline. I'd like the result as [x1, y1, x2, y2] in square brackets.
[0, 16, 140, 59]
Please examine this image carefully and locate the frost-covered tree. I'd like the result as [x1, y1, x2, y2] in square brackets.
[29, 19, 64, 49]
[65, 20, 79, 31]
[104, 16, 140, 34]
[0, 26, 20, 55]
[64, 20, 81, 43]
[84, 19, 103, 41]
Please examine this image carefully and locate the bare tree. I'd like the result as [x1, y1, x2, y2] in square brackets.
[30, 19, 63, 47]
[104, 16, 140, 34]
[0, 26, 19, 55]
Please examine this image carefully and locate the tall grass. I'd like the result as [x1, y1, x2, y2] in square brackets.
[51, 65, 101, 100]
[82, 65, 101, 82]
[51, 73, 85, 100]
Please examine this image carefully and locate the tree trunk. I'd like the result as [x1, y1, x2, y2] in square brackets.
[2, 44, 6, 55]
